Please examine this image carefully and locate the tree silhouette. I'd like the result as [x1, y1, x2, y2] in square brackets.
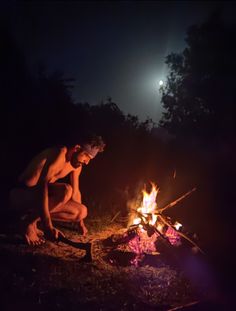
[159, 11, 236, 145]
[0, 23, 170, 214]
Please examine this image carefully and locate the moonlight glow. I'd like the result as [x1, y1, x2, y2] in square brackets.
[159, 80, 164, 86]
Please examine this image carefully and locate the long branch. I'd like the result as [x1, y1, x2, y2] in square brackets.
[158, 214, 205, 254]
[159, 187, 196, 213]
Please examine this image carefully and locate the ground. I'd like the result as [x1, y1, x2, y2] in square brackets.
[0, 216, 228, 311]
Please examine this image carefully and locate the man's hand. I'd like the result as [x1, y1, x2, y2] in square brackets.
[45, 226, 65, 241]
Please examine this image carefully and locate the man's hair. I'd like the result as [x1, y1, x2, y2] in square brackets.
[81, 133, 105, 152]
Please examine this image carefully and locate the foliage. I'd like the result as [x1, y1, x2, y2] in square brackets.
[1, 24, 170, 209]
[159, 11, 236, 144]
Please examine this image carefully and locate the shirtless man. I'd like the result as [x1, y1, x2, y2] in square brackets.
[9, 135, 105, 246]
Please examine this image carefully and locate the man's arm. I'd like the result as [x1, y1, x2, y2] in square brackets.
[70, 167, 82, 203]
[70, 167, 88, 235]
[40, 181, 52, 229]
[38, 147, 67, 238]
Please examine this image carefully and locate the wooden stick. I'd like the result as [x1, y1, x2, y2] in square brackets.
[131, 203, 205, 254]
[110, 211, 121, 223]
[159, 187, 196, 213]
[132, 209, 169, 241]
[167, 300, 200, 311]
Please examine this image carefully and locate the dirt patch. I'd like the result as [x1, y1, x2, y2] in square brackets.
[0, 222, 218, 310]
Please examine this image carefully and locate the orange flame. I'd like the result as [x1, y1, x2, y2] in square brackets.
[133, 183, 159, 226]
[132, 183, 182, 232]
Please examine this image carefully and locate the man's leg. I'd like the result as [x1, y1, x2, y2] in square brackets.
[9, 186, 45, 245]
[9, 183, 74, 245]
[50, 200, 88, 235]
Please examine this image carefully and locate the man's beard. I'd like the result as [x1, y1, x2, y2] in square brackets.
[72, 160, 84, 169]
[70, 153, 82, 168]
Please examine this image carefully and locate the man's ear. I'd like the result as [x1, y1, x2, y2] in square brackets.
[74, 144, 81, 152]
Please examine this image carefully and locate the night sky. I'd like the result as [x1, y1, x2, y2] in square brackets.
[2, 1, 235, 123]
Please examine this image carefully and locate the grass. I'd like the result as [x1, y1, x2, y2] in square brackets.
[0, 211, 221, 310]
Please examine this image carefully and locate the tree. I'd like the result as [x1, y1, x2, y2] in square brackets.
[159, 11, 236, 145]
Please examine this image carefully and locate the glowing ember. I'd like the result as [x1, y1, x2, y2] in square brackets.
[128, 228, 159, 255]
[165, 226, 181, 246]
[174, 221, 182, 231]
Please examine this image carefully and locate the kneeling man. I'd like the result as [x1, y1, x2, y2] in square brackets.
[10, 135, 105, 246]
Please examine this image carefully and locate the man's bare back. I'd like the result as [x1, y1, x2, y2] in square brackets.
[19, 147, 79, 187]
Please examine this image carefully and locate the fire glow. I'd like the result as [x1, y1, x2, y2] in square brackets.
[132, 183, 182, 239]
[106, 182, 203, 267]
[128, 182, 202, 256]
[133, 183, 159, 227]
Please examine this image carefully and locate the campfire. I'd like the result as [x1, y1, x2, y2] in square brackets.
[105, 182, 203, 266]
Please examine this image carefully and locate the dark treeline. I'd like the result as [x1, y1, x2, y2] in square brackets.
[158, 11, 236, 294]
[159, 10, 236, 232]
[0, 12, 236, 292]
[0, 23, 173, 211]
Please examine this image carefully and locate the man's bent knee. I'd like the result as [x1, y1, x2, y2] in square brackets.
[77, 204, 88, 221]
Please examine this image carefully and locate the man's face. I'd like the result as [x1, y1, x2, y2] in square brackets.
[70, 149, 92, 168]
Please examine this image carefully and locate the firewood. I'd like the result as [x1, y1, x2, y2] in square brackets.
[159, 188, 196, 213]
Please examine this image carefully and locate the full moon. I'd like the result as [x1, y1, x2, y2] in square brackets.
[159, 80, 164, 86]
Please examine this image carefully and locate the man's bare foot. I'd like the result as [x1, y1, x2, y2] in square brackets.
[35, 227, 44, 237]
[25, 224, 45, 246]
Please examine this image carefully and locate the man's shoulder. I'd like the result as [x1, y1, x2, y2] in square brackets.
[46, 146, 67, 156]
[39, 146, 68, 165]
[58, 146, 68, 154]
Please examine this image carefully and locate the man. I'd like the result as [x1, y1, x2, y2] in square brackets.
[9, 135, 105, 246]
